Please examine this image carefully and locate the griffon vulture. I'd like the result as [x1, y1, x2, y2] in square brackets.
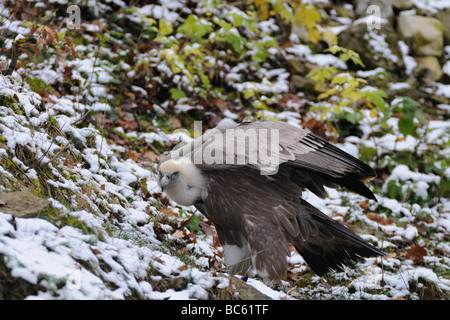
[157, 121, 385, 282]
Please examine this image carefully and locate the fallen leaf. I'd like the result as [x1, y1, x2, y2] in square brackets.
[168, 116, 182, 128]
[142, 151, 159, 162]
[159, 207, 178, 217]
[228, 277, 234, 295]
[42, 25, 59, 45]
[179, 265, 188, 271]
[213, 235, 222, 249]
[65, 36, 77, 60]
[366, 212, 393, 225]
[200, 221, 215, 237]
[154, 256, 165, 264]
[171, 230, 185, 239]
[212, 99, 232, 113]
[117, 118, 139, 131]
[0, 199, 6, 206]
[405, 244, 427, 264]
[359, 200, 369, 210]
[127, 150, 139, 161]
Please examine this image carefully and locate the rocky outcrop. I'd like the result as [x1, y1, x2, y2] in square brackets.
[415, 56, 443, 81]
[435, 9, 450, 45]
[0, 191, 50, 218]
[338, 22, 404, 74]
[388, 0, 414, 11]
[397, 15, 444, 57]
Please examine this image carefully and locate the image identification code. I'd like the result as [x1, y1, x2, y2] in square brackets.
[181, 304, 269, 317]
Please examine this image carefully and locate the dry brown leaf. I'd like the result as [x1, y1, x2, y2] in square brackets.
[142, 151, 159, 162]
[37, 33, 46, 50]
[213, 235, 222, 249]
[91, 248, 101, 255]
[29, 25, 39, 36]
[228, 277, 235, 295]
[405, 244, 427, 264]
[171, 230, 185, 239]
[179, 265, 188, 271]
[62, 65, 73, 80]
[154, 256, 165, 264]
[359, 200, 369, 210]
[366, 212, 393, 225]
[65, 36, 76, 60]
[200, 221, 215, 237]
[159, 207, 178, 217]
[63, 155, 76, 169]
[29, 44, 41, 56]
[212, 98, 231, 113]
[168, 116, 182, 128]
[117, 118, 139, 131]
[127, 150, 139, 161]
[42, 25, 58, 44]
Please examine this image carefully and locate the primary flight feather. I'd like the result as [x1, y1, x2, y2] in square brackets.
[158, 121, 385, 282]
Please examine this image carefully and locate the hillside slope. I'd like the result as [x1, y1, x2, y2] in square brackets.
[0, 0, 449, 300]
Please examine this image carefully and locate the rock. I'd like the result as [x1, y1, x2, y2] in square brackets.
[388, 0, 414, 10]
[355, 0, 394, 22]
[435, 9, 450, 45]
[415, 56, 443, 81]
[291, 74, 325, 95]
[338, 22, 404, 73]
[230, 277, 272, 300]
[0, 191, 50, 218]
[397, 15, 444, 57]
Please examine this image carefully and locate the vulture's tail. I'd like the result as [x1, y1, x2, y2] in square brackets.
[291, 198, 386, 276]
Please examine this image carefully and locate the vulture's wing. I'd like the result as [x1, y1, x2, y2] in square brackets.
[171, 121, 377, 200]
[194, 166, 384, 281]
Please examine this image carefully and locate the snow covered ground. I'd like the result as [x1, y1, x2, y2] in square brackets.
[0, 0, 449, 300]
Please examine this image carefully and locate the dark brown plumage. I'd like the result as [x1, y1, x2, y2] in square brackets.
[158, 121, 385, 282]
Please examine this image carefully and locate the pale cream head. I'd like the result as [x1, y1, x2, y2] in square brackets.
[158, 157, 207, 206]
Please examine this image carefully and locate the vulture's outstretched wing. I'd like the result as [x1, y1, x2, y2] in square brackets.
[194, 166, 384, 281]
[172, 121, 377, 200]
[162, 121, 384, 281]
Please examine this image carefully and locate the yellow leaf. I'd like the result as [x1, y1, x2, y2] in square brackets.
[159, 19, 173, 36]
[255, 0, 269, 21]
[370, 108, 378, 118]
[308, 28, 321, 44]
[322, 29, 337, 47]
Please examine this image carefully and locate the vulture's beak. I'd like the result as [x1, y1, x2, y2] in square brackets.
[160, 174, 171, 192]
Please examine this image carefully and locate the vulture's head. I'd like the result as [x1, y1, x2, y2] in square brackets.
[158, 158, 207, 206]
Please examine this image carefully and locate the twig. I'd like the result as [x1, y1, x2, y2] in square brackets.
[6, 39, 19, 76]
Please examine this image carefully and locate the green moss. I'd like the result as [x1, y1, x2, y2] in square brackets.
[26, 77, 50, 93]
[0, 95, 24, 115]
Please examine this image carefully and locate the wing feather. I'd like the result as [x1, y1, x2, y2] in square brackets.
[166, 121, 376, 200]
[163, 121, 383, 281]
[194, 166, 384, 281]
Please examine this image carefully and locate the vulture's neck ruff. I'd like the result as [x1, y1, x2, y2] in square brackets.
[158, 158, 207, 206]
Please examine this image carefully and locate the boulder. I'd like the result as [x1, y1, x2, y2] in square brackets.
[415, 56, 443, 81]
[388, 0, 414, 10]
[338, 22, 404, 73]
[0, 191, 50, 218]
[397, 15, 444, 56]
[435, 9, 450, 45]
